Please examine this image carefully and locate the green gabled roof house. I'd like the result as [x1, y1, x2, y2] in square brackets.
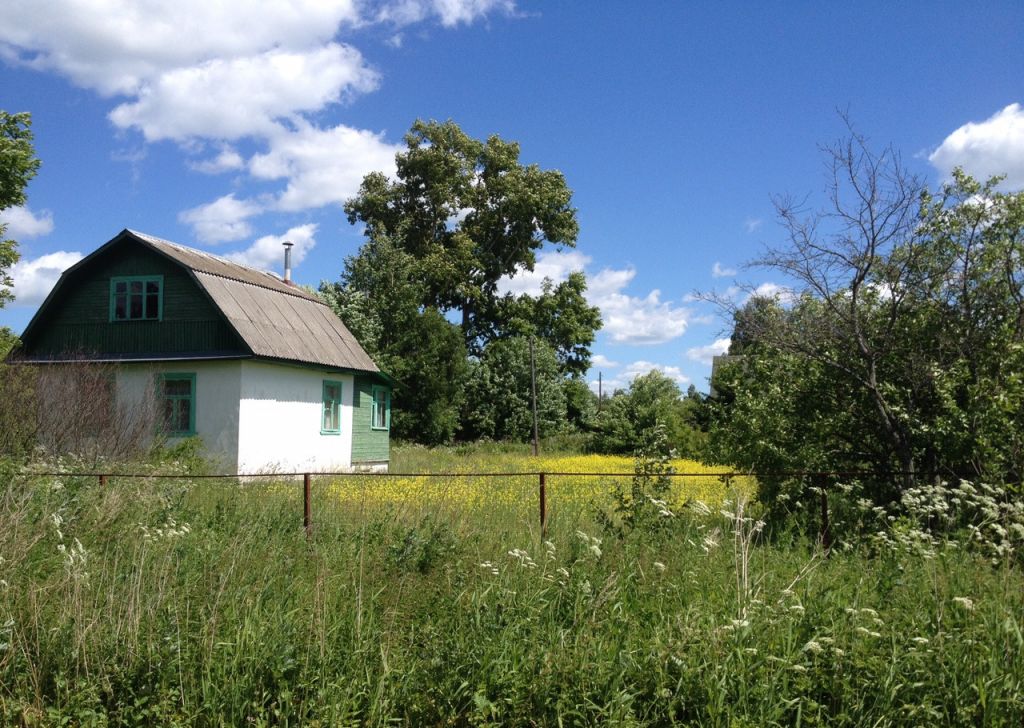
[9, 229, 391, 473]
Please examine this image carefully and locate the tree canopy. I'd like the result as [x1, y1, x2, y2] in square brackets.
[709, 129, 1024, 509]
[344, 119, 579, 352]
[326, 120, 600, 445]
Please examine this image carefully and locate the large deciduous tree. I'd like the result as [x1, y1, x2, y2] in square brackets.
[344, 119, 579, 352]
[0, 111, 40, 308]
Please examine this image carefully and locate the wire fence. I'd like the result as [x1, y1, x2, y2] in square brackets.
[14, 467, 921, 544]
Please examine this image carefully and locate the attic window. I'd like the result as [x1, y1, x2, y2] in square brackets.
[110, 276, 163, 321]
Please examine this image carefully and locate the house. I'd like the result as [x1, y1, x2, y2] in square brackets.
[8, 229, 391, 473]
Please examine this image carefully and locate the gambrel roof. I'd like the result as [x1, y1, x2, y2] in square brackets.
[14, 229, 381, 375]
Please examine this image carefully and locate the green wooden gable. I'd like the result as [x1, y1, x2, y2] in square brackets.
[18, 233, 248, 360]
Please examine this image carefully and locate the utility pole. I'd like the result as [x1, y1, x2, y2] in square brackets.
[530, 336, 539, 456]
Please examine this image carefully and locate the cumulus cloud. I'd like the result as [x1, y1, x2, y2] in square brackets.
[497, 249, 591, 296]
[591, 360, 690, 394]
[0, 0, 513, 231]
[178, 194, 262, 244]
[109, 44, 378, 142]
[0, 1, 361, 96]
[188, 146, 246, 175]
[250, 122, 400, 211]
[9, 250, 82, 306]
[930, 103, 1024, 189]
[0, 205, 54, 238]
[588, 267, 689, 345]
[591, 353, 620, 369]
[499, 252, 690, 345]
[711, 261, 736, 278]
[375, 0, 516, 27]
[686, 337, 731, 365]
[224, 224, 317, 273]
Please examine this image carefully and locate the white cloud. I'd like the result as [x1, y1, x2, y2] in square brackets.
[750, 281, 794, 302]
[591, 359, 690, 394]
[249, 122, 400, 211]
[188, 146, 246, 175]
[109, 44, 379, 142]
[497, 249, 591, 296]
[225, 224, 317, 273]
[588, 267, 689, 345]
[686, 337, 731, 365]
[9, 250, 82, 306]
[930, 103, 1024, 189]
[0, 0, 516, 233]
[711, 261, 736, 278]
[0, 1, 361, 96]
[590, 353, 620, 369]
[0, 205, 54, 238]
[178, 194, 262, 244]
[744, 218, 763, 233]
[502, 254, 690, 345]
[375, 0, 515, 27]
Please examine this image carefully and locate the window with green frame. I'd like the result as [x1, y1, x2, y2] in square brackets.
[371, 385, 390, 430]
[160, 373, 195, 436]
[110, 275, 163, 321]
[322, 380, 342, 434]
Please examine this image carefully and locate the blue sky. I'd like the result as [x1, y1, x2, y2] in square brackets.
[2, 1, 1023, 392]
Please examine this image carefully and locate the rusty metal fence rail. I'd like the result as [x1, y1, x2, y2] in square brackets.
[14, 468, 921, 543]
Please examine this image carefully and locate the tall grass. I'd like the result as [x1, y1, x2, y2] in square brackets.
[1, 452, 1022, 725]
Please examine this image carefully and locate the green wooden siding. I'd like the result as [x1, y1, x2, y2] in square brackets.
[23, 242, 244, 357]
[351, 375, 390, 463]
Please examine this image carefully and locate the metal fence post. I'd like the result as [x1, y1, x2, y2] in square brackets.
[303, 473, 312, 538]
[539, 471, 547, 538]
[818, 476, 831, 554]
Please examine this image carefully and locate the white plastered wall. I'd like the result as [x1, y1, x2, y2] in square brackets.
[236, 360, 354, 474]
[115, 360, 242, 472]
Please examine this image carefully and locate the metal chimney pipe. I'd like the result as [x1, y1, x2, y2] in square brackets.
[282, 240, 294, 283]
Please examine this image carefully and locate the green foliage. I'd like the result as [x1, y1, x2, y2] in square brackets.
[387, 308, 468, 445]
[328, 124, 602, 445]
[461, 336, 566, 441]
[494, 271, 602, 376]
[593, 370, 707, 457]
[712, 136, 1024, 514]
[597, 423, 677, 540]
[0, 110, 41, 308]
[345, 119, 579, 351]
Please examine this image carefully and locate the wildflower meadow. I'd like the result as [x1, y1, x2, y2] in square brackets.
[0, 446, 1022, 725]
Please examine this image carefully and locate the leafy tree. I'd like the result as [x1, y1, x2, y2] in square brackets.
[461, 336, 566, 442]
[344, 119, 579, 352]
[1, 111, 41, 307]
[493, 271, 601, 377]
[592, 370, 706, 457]
[709, 127, 1024, 504]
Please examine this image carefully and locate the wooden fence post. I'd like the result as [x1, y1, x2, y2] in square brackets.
[303, 473, 312, 538]
[539, 472, 547, 538]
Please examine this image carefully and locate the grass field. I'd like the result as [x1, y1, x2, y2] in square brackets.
[1, 446, 1022, 725]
